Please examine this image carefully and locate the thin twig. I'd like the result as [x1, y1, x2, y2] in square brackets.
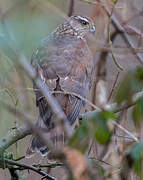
[113, 102, 136, 113]
[3, 158, 57, 180]
[99, 110, 125, 160]
[108, 71, 120, 102]
[107, 1, 124, 71]
[91, 30, 119, 110]
[89, 157, 112, 166]
[78, 0, 123, 9]
[52, 90, 100, 110]
[104, 6, 143, 65]
[137, 26, 143, 48]
[122, 10, 143, 25]
[111, 120, 139, 142]
[68, 0, 74, 16]
[33, 162, 63, 168]
[88, 139, 94, 156]
[123, 25, 143, 38]
[80, 0, 143, 65]
[115, 134, 137, 141]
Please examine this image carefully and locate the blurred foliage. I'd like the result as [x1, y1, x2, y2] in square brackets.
[90, 160, 105, 176]
[130, 142, 143, 177]
[115, 67, 143, 178]
[116, 67, 143, 128]
[92, 111, 116, 144]
[69, 120, 90, 153]
[116, 67, 143, 105]
[132, 96, 143, 127]
[69, 111, 116, 153]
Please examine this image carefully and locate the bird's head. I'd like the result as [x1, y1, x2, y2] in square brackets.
[53, 15, 95, 39]
[68, 15, 96, 38]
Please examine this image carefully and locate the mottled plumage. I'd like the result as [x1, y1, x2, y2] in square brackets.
[26, 15, 95, 156]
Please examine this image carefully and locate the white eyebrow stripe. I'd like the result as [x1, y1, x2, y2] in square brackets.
[77, 16, 89, 22]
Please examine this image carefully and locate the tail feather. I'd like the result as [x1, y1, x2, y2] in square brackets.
[26, 131, 65, 157]
[26, 136, 49, 157]
[26, 117, 66, 157]
[26, 89, 82, 157]
[26, 117, 50, 157]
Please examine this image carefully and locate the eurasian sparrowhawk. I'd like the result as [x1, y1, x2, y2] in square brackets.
[26, 15, 95, 156]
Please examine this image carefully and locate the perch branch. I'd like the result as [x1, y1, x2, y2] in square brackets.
[0, 125, 31, 150]
[0, 101, 53, 150]
[1, 88, 143, 151]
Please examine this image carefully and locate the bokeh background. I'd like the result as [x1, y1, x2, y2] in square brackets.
[0, 0, 143, 179]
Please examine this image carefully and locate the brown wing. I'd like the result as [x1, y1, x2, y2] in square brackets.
[32, 35, 93, 125]
[27, 35, 93, 156]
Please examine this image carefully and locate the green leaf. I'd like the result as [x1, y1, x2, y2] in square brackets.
[69, 111, 115, 151]
[116, 68, 143, 105]
[100, 111, 117, 120]
[69, 121, 90, 153]
[92, 111, 112, 144]
[130, 142, 143, 176]
[113, 0, 118, 4]
[135, 67, 143, 80]
[132, 96, 143, 127]
[67, 177, 74, 180]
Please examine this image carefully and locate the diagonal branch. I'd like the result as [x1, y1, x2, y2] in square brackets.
[103, 6, 143, 65]
[19, 54, 73, 138]
[80, 0, 143, 65]
[0, 101, 54, 151]
[2, 158, 57, 180]
[1, 88, 143, 151]
[0, 125, 31, 150]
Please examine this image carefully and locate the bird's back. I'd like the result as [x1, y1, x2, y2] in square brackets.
[26, 15, 95, 156]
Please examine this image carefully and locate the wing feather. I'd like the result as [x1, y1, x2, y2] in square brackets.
[27, 35, 93, 155]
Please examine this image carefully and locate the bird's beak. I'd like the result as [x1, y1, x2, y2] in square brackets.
[90, 24, 96, 34]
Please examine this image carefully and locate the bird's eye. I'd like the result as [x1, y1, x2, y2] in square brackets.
[80, 19, 89, 26]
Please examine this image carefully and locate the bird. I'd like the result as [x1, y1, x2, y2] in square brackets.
[26, 15, 96, 156]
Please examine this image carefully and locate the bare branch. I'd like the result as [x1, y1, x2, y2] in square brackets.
[1, 88, 143, 152]
[111, 121, 138, 142]
[108, 71, 120, 102]
[0, 125, 31, 150]
[103, 6, 143, 65]
[107, 2, 124, 71]
[68, 0, 74, 16]
[2, 158, 57, 180]
[80, 0, 143, 65]
[0, 101, 54, 151]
